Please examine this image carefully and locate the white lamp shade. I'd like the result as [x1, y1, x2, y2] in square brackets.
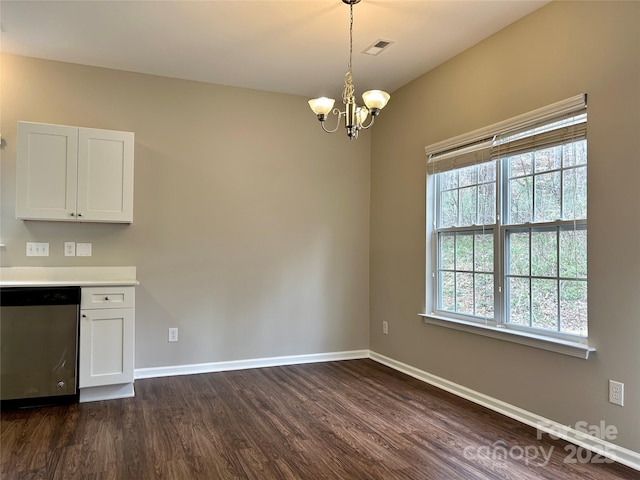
[362, 90, 390, 110]
[356, 107, 369, 125]
[308, 97, 335, 115]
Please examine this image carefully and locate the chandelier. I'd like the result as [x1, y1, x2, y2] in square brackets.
[308, 0, 390, 140]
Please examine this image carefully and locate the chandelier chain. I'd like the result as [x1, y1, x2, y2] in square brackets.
[342, 2, 355, 105]
[349, 2, 353, 74]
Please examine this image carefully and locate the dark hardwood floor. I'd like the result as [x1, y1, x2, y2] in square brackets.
[1, 359, 637, 479]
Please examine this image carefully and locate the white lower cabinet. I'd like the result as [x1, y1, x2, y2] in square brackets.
[79, 286, 135, 401]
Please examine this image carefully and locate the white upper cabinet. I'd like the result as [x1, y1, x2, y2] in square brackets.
[77, 128, 134, 223]
[16, 123, 78, 220]
[16, 121, 134, 223]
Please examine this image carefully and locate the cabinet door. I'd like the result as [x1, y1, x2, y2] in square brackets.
[77, 128, 134, 223]
[16, 122, 78, 221]
[79, 308, 134, 388]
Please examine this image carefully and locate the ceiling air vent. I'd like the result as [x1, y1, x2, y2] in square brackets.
[363, 39, 394, 56]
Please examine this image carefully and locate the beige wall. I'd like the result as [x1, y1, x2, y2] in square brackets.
[370, 1, 640, 452]
[0, 55, 371, 367]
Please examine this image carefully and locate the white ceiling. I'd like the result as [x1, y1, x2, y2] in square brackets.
[0, 0, 549, 100]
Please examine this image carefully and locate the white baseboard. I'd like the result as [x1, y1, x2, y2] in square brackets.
[79, 382, 135, 403]
[369, 351, 640, 472]
[134, 349, 369, 380]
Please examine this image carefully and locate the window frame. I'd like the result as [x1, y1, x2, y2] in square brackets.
[422, 95, 594, 359]
[432, 163, 499, 325]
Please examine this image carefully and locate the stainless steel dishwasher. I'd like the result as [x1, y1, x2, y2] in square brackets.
[0, 286, 80, 408]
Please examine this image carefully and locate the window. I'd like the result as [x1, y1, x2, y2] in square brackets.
[425, 95, 588, 348]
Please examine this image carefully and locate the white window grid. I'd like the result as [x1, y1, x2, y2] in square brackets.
[432, 139, 587, 340]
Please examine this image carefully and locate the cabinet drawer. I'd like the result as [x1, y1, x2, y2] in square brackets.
[81, 286, 135, 309]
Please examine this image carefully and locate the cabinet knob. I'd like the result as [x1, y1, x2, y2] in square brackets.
[105, 296, 109, 301]
[70, 212, 75, 217]
[77, 213, 83, 217]
[82, 314, 87, 318]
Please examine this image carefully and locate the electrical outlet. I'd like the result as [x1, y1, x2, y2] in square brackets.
[168, 328, 179, 343]
[64, 242, 76, 256]
[609, 380, 624, 406]
[382, 321, 388, 335]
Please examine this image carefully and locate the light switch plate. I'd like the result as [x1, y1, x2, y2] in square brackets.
[26, 242, 49, 256]
[76, 242, 92, 257]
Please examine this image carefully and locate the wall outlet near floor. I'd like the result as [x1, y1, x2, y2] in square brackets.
[382, 321, 388, 335]
[168, 328, 179, 343]
[609, 380, 624, 406]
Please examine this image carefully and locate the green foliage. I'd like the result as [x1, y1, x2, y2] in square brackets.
[435, 138, 587, 336]
[438, 231, 494, 318]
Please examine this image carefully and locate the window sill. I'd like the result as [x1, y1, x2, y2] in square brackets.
[418, 314, 596, 359]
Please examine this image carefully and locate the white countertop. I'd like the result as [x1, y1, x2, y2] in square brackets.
[0, 266, 138, 287]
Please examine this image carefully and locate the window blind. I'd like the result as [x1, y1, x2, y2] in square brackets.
[425, 94, 587, 175]
[491, 113, 586, 159]
[426, 138, 493, 174]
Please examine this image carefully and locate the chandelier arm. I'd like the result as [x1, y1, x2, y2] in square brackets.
[320, 109, 345, 134]
[360, 114, 375, 130]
